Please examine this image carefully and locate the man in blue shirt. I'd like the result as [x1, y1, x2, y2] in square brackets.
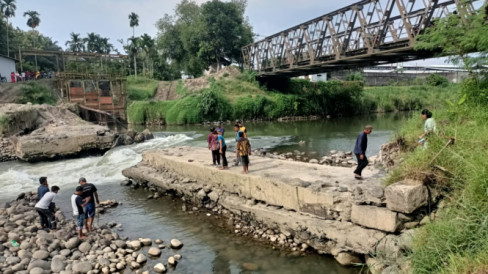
[37, 177, 49, 201]
[353, 125, 373, 179]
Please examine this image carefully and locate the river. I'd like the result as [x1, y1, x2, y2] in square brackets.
[0, 112, 410, 273]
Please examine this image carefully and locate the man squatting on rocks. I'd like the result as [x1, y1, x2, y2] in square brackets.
[34, 185, 60, 230]
[71, 186, 89, 239]
[79, 177, 100, 232]
[353, 125, 373, 180]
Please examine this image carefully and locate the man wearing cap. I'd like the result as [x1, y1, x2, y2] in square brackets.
[79, 177, 100, 232]
[71, 186, 88, 239]
[353, 125, 373, 179]
[37, 176, 49, 201]
[35, 186, 60, 230]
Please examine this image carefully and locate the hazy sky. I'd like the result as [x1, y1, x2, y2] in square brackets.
[8, 0, 446, 65]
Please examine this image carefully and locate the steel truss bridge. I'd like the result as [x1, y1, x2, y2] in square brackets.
[242, 0, 485, 78]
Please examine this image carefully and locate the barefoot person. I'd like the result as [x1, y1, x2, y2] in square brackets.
[79, 177, 99, 232]
[353, 125, 373, 180]
[236, 132, 251, 174]
[71, 186, 88, 239]
[218, 131, 228, 170]
[35, 186, 60, 230]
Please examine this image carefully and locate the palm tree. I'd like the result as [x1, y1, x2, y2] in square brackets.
[128, 12, 139, 38]
[65, 32, 85, 52]
[23, 10, 40, 69]
[140, 33, 154, 76]
[128, 37, 140, 77]
[84, 32, 100, 53]
[1, 0, 17, 57]
[98, 37, 113, 54]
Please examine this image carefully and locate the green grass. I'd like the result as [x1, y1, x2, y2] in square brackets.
[126, 76, 159, 101]
[385, 102, 488, 273]
[16, 82, 57, 105]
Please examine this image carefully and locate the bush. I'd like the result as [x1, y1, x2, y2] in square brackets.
[199, 81, 233, 121]
[233, 95, 272, 120]
[426, 73, 449, 87]
[165, 96, 202, 124]
[16, 82, 57, 105]
[345, 72, 364, 81]
[126, 76, 159, 100]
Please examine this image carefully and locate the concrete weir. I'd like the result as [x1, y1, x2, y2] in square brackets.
[123, 147, 427, 269]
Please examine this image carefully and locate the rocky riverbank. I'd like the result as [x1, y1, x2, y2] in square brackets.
[122, 146, 442, 273]
[0, 192, 185, 274]
[0, 103, 154, 162]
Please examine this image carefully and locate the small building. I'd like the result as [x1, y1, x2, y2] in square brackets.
[0, 55, 16, 82]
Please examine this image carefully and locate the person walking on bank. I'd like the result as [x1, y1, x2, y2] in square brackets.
[71, 186, 88, 239]
[353, 125, 373, 180]
[35, 186, 60, 230]
[418, 109, 436, 149]
[218, 131, 228, 170]
[236, 131, 251, 174]
[37, 176, 49, 201]
[79, 177, 100, 232]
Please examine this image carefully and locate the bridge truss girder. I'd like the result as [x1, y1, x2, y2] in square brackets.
[242, 0, 484, 78]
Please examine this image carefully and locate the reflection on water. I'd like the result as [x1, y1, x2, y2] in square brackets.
[0, 114, 409, 273]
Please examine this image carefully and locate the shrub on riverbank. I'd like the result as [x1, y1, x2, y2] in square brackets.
[127, 76, 159, 100]
[16, 82, 57, 105]
[386, 75, 488, 273]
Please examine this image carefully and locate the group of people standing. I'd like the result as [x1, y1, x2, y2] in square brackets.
[352, 109, 436, 180]
[9, 70, 45, 83]
[34, 177, 100, 239]
[207, 121, 251, 174]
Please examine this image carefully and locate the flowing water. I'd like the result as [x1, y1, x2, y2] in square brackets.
[0, 112, 410, 273]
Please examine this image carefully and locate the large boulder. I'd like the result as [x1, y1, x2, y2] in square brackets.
[385, 180, 429, 214]
[142, 129, 154, 140]
[334, 252, 362, 266]
[351, 205, 399, 232]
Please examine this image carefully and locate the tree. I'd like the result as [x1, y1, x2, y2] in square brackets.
[65, 32, 84, 52]
[155, 0, 253, 77]
[23, 10, 40, 69]
[1, 0, 16, 57]
[140, 33, 155, 76]
[128, 12, 139, 38]
[128, 36, 140, 77]
[85, 32, 100, 53]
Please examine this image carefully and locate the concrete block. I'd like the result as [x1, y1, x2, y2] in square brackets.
[385, 180, 429, 214]
[351, 205, 399, 232]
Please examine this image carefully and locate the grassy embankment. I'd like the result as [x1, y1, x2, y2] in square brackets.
[126, 70, 457, 125]
[385, 77, 488, 273]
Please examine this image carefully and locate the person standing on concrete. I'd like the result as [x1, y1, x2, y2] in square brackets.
[236, 131, 251, 174]
[353, 125, 373, 179]
[208, 128, 220, 166]
[79, 177, 100, 232]
[35, 186, 60, 230]
[233, 124, 243, 166]
[218, 131, 228, 170]
[71, 186, 88, 239]
[37, 176, 49, 201]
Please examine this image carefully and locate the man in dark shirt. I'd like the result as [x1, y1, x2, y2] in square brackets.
[353, 125, 373, 179]
[37, 176, 49, 201]
[79, 177, 100, 232]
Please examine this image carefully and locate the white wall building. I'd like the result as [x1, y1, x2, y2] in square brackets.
[0, 55, 16, 82]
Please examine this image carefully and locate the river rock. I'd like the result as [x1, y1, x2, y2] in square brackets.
[114, 240, 126, 248]
[30, 267, 46, 274]
[154, 263, 166, 273]
[170, 239, 183, 249]
[65, 237, 80, 249]
[136, 253, 147, 264]
[18, 249, 32, 259]
[6, 256, 21, 265]
[32, 250, 50, 260]
[174, 254, 182, 260]
[78, 242, 91, 253]
[51, 256, 66, 272]
[130, 261, 141, 269]
[72, 261, 92, 273]
[28, 260, 50, 271]
[334, 252, 362, 266]
[154, 239, 163, 244]
[134, 133, 145, 143]
[385, 180, 429, 214]
[142, 129, 154, 140]
[168, 256, 176, 265]
[148, 247, 161, 257]
[128, 240, 142, 250]
[139, 238, 152, 246]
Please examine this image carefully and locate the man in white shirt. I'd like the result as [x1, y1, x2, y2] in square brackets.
[35, 186, 60, 230]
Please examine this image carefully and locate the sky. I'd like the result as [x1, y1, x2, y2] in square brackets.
[8, 0, 447, 65]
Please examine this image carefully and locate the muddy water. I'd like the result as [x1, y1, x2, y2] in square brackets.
[0, 113, 410, 273]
